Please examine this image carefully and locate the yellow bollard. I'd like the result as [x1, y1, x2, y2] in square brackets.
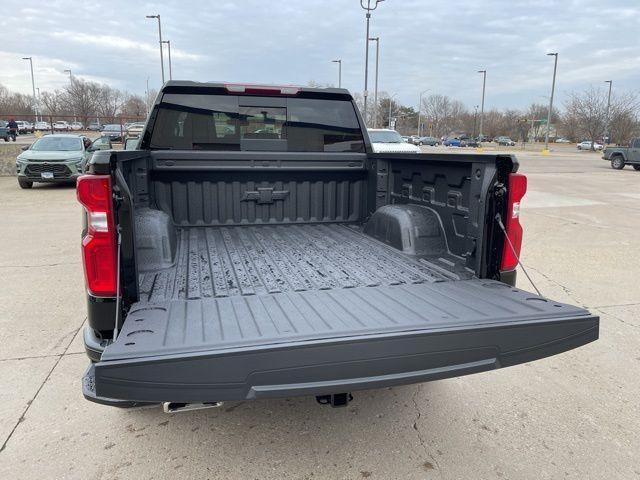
[541, 149, 550, 155]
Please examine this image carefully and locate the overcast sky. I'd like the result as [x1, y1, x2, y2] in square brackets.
[1, 0, 639, 110]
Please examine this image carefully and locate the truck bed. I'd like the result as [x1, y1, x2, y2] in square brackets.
[103, 223, 587, 362]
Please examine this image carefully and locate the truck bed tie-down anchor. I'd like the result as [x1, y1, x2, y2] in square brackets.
[316, 393, 353, 407]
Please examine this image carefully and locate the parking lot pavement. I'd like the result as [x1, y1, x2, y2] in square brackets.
[1, 150, 639, 479]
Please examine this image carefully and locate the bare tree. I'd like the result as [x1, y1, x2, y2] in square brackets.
[377, 94, 403, 129]
[146, 88, 159, 115]
[563, 87, 607, 148]
[526, 103, 559, 141]
[558, 111, 580, 142]
[62, 77, 99, 124]
[0, 83, 34, 117]
[608, 92, 640, 145]
[483, 109, 505, 139]
[95, 85, 125, 123]
[502, 109, 524, 140]
[121, 95, 147, 120]
[422, 94, 468, 137]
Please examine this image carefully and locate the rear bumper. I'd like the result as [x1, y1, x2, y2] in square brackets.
[86, 314, 598, 406]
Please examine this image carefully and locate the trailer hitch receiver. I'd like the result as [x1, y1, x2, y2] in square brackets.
[316, 393, 353, 408]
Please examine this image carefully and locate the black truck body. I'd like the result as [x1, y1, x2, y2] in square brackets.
[79, 82, 598, 408]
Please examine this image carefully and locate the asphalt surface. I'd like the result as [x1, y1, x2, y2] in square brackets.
[1, 147, 639, 479]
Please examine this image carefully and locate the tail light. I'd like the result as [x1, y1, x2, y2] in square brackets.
[224, 83, 300, 95]
[77, 175, 117, 296]
[500, 173, 527, 271]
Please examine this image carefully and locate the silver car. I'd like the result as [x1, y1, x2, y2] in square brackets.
[15, 134, 110, 189]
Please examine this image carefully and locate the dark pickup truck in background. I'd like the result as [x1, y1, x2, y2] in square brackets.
[79, 81, 598, 411]
[602, 138, 640, 170]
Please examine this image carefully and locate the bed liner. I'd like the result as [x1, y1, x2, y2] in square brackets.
[137, 223, 469, 303]
[101, 223, 591, 361]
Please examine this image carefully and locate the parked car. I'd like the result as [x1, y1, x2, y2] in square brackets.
[78, 81, 597, 411]
[443, 137, 462, 147]
[88, 122, 103, 131]
[417, 136, 440, 146]
[0, 120, 11, 142]
[53, 121, 70, 131]
[124, 137, 140, 150]
[577, 140, 603, 151]
[16, 121, 33, 134]
[101, 124, 124, 142]
[70, 121, 84, 131]
[15, 134, 107, 188]
[35, 121, 51, 131]
[601, 138, 640, 170]
[90, 136, 114, 154]
[401, 136, 410, 143]
[495, 136, 516, 146]
[368, 129, 420, 153]
[125, 122, 145, 138]
[465, 138, 481, 148]
[555, 137, 571, 143]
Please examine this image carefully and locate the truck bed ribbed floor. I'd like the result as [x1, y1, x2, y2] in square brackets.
[138, 223, 462, 302]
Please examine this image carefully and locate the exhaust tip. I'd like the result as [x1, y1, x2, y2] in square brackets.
[162, 401, 224, 413]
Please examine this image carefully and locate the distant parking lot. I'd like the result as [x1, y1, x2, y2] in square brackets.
[0, 147, 638, 479]
[7, 131, 101, 145]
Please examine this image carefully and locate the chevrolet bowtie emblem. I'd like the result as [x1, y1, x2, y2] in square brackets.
[241, 188, 290, 204]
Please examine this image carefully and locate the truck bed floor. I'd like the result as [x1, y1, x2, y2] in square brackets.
[138, 223, 462, 302]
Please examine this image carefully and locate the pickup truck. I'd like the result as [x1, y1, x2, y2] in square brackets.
[79, 81, 599, 411]
[602, 138, 640, 170]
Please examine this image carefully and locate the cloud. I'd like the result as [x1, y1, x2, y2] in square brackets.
[50, 31, 201, 61]
[0, 0, 638, 111]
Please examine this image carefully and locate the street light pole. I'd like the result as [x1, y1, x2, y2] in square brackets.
[544, 52, 558, 152]
[162, 40, 173, 80]
[477, 70, 486, 142]
[36, 87, 40, 121]
[417, 89, 430, 137]
[473, 105, 479, 138]
[360, 0, 385, 126]
[368, 37, 380, 128]
[331, 59, 342, 88]
[388, 93, 398, 128]
[604, 80, 612, 145]
[22, 57, 38, 124]
[146, 14, 165, 84]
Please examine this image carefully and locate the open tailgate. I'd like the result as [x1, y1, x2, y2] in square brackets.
[86, 279, 598, 404]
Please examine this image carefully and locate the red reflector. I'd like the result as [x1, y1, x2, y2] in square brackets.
[500, 173, 527, 271]
[77, 175, 117, 296]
